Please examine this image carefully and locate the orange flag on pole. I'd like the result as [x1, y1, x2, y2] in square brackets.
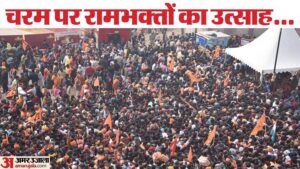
[27, 116, 35, 123]
[204, 126, 217, 145]
[104, 114, 113, 129]
[27, 107, 43, 123]
[223, 74, 230, 87]
[6, 89, 17, 98]
[185, 70, 199, 86]
[113, 79, 119, 95]
[170, 138, 177, 156]
[168, 57, 175, 72]
[35, 108, 43, 121]
[250, 112, 266, 136]
[94, 77, 100, 87]
[22, 35, 29, 50]
[115, 129, 120, 144]
[188, 146, 193, 162]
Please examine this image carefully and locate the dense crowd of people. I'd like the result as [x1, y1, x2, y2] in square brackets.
[0, 29, 300, 169]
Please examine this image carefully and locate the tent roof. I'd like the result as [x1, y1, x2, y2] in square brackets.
[225, 28, 300, 74]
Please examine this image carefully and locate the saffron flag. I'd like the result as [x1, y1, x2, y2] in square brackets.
[204, 126, 217, 145]
[6, 89, 17, 98]
[20, 110, 27, 119]
[35, 108, 43, 121]
[250, 112, 266, 136]
[104, 113, 113, 129]
[185, 70, 199, 86]
[82, 42, 88, 52]
[188, 146, 193, 162]
[270, 120, 277, 142]
[170, 138, 177, 156]
[168, 57, 175, 72]
[115, 129, 120, 144]
[94, 77, 100, 87]
[22, 35, 29, 50]
[223, 74, 230, 87]
[112, 79, 119, 95]
[27, 108, 43, 123]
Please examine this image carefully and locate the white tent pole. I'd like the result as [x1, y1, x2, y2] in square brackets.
[273, 28, 282, 73]
[223, 52, 227, 65]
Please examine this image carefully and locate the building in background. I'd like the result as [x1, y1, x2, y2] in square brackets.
[0, 29, 83, 47]
[97, 28, 131, 43]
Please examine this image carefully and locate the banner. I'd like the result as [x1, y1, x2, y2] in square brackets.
[0, 0, 298, 28]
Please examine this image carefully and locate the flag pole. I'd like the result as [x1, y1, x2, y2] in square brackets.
[273, 28, 282, 73]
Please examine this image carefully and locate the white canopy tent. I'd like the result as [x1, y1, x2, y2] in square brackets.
[225, 28, 300, 74]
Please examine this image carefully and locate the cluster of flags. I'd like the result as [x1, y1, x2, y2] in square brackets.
[165, 111, 278, 164]
[0, 105, 280, 167]
[27, 107, 44, 123]
[6, 89, 17, 98]
[79, 100, 279, 165]
[250, 112, 277, 142]
[167, 126, 217, 163]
